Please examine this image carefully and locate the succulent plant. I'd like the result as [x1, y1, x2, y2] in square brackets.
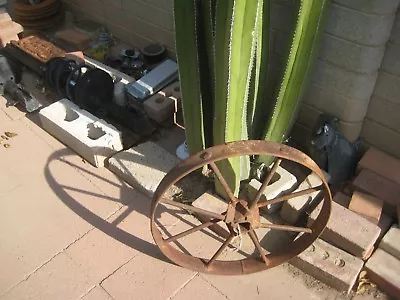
[174, 0, 330, 196]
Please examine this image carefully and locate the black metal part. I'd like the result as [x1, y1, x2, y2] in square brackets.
[0, 52, 42, 113]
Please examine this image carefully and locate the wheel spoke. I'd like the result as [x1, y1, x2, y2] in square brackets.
[161, 198, 225, 220]
[250, 159, 282, 210]
[257, 185, 323, 208]
[259, 223, 312, 234]
[206, 235, 234, 268]
[209, 161, 236, 202]
[165, 220, 219, 243]
[248, 229, 269, 265]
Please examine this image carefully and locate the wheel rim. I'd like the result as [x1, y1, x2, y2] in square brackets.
[150, 140, 332, 275]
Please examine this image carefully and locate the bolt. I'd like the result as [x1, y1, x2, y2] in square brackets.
[201, 152, 211, 160]
[155, 97, 165, 104]
[321, 251, 330, 260]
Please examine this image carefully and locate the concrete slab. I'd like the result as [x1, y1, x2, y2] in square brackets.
[101, 252, 196, 300]
[65, 228, 136, 283]
[107, 141, 180, 197]
[379, 225, 400, 260]
[81, 286, 113, 300]
[171, 275, 227, 300]
[1, 253, 94, 300]
[290, 239, 364, 293]
[365, 249, 400, 298]
[309, 201, 381, 259]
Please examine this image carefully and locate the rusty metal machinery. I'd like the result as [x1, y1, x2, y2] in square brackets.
[12, 0, 63, 30]
[150, 140, 332, 275]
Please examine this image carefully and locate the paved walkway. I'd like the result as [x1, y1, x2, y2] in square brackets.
[0, 94, 388, 300]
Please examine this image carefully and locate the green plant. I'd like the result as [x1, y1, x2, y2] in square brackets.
[174, 0, 330, 197]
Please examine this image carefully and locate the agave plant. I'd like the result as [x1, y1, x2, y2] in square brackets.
[174, 0, 330, 197]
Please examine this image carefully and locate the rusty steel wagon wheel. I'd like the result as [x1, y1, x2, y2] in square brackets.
[150, 140, 332, 275]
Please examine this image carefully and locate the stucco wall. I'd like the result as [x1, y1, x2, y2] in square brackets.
[63, 0, 400, 157]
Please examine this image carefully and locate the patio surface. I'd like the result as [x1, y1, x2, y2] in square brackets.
[0, 95, 387, 300]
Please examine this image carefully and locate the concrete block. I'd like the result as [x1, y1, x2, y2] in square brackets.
[353, 169, 400, 209]
[361, 119, 400, 160]
[309, 200, 381, 259]
[326, 4, 395, 46]
[366, 96, 400, 132]
[357, 147, 400, 186]
[144, 94, 175, 123]
[349, 191, 383, 224]
[54, 28, 92, 50]
[121, 0, 174, 31]
[297, 103, 364, 142]
[280, 173, 324, 225]
[303, 83, 369, 123]
[377, 214, 393, 241]
[103, 2, 175, 50]
[159, 81, 181, 100]
[365, 249, 400, 298]
[389, 11, 400, 45]
[192, 192, 227, 215]
[319, 34, 385, 73]
[312, 60, 378, 100]
[290, 238, 364, 293]
[107, 141, 179, 197]
[246, 166, 297, 214]
[373, 71, 400, 104]
[379, 225, 400, 260]
[333, 0, 400, 15]
[381, 42, 400, 76]
[39, 99, 123, 167]
[333, 192, 351, 208]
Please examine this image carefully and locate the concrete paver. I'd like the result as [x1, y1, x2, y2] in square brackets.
[101, 252, 196, 300]
[65, 227, 137, 283]
[80, 286, 113, 300]
[2, 253, 94, 300]
[171, 275, 227, 300]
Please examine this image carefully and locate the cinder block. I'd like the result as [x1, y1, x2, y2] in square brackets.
[297, 103, 363, 142]
[365, 249, 400, 298]
[303, 83, 369, 123]
[379, 225, 400, 260]
[309, 200, 381, 259]
[333, 192, 351, 208]
[121, 0, 174, 31]
[107, 141, 179, 197]
[290, 238, 364, 293]
[159, 81, 181, 100]
[381, 42, 400, 76]
[389, 11, 400, 45]
[349, 191, 383, 224]
[366, 96, 400, 132]
[311, 60, 378, 100]
[353, 169, 400, 210]
[246, 166, 297, 214]
[326, 4, 395, 46]
[333, 0, 400, 15]
[192, 192, 227, 215]
[361, 119, 400, 160]
[280, 172, 325, 225]
[357, 147, 400, 186]
[319, 34, 385, 73]
[39, 99, 123, 167]
[373, 71, 400, 104]
[144, 94, 175, 123]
